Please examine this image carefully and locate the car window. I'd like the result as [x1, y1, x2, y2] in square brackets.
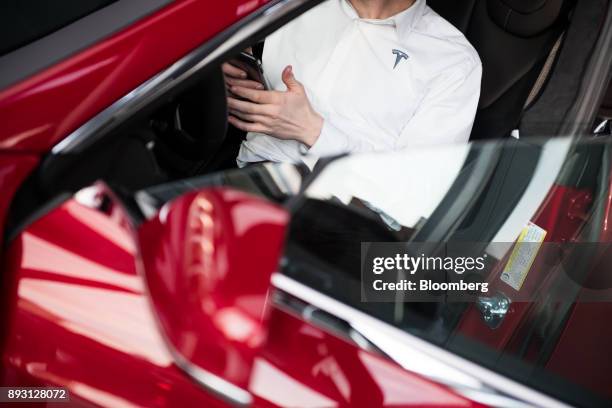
[0, 0, 116, 56]
[283, 136, 612, 407]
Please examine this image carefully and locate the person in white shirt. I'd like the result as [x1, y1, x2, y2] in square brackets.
[223, 0, 482, 167]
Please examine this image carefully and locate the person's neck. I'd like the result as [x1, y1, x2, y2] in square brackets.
[348, 0, 416, 19]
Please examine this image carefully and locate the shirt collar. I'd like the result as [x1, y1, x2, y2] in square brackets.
[340, 0, 426, 40]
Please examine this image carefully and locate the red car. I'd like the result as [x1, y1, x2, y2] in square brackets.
[1, 0, 612, 407]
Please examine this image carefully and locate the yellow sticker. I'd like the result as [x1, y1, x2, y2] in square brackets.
[500, 222, 547, 291]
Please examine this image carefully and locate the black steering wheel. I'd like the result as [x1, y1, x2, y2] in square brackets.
[151, 67, 228, 171]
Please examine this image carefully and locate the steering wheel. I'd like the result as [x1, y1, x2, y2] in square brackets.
[151, 67, 228, 167]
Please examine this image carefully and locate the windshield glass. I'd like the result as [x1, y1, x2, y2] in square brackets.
[283, 136, 612, 407]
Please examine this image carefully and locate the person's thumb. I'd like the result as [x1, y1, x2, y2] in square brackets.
[282, 65, 302, 92]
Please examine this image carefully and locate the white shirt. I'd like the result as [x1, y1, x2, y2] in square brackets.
[237, 0, 482, 167]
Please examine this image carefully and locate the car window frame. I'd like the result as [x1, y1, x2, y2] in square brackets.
[0, 0, 172, 91]
[271, 272, 573, 408]
[4, 0, 325, 244]
[558, 2, 612, 137]
[279, 136, 612, 407]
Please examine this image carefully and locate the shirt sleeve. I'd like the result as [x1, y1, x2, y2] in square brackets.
[304, 118, 359, 157]
[395, 61, 482, 148]
[302, 60, 482, 160]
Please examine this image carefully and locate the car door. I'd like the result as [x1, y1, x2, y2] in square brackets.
[0, 0, 171, 257]
[1, 177, 482, 407]
[1, 182, 231, 407]
[0, 0, 269, 256]
[279, 136, 612, 407]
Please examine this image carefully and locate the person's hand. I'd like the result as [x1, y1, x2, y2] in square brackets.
[221, 62, 264, 92]
[227, 65, 323, 147]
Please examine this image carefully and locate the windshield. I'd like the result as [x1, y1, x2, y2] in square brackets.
[283, 136, 612, 407]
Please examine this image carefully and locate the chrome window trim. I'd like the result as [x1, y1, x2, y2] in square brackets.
[168, 344, 252, 407]
[271, 273, 570, 408]
[51, 0, 317, 155]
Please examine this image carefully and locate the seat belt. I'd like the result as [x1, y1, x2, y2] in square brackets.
[524, 33, 566, 109]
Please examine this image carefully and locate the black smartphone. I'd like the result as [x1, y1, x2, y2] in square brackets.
[229, 51, 270, 90]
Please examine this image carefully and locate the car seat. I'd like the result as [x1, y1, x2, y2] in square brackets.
[428, 0, 575, 140]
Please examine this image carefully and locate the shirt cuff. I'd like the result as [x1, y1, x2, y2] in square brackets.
[299, 119, 350, 157]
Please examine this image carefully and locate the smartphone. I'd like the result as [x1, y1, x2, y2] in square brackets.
[229, 51, 270, 90]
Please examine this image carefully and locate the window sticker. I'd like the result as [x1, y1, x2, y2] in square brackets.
[500, 222, 547, 291]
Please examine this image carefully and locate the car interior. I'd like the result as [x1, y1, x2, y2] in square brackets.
[5, 0, 612, 236]
[430, 0, 577, 140]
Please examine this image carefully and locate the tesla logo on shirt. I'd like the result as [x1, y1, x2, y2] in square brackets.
[392, 49, 409, 69]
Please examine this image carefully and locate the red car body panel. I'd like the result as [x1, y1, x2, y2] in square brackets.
[1, 190, 227, 407]
[0, 153, 39, 239]
[140, 188, 289, 391]
[1, 184, 481, 407]
[543, 164, 612, 399]
[0, 0, 269, 153]
[455, 180, 612, 399]
[455, 185, 596, 350]
[256, 308, 481, 408]
[0, 0, 273, 279]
